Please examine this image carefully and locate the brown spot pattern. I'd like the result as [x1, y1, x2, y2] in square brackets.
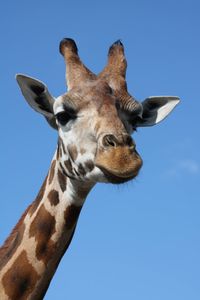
[80, 148, 86, 155]
[68, 144, 78, 161]
[59, 143, 63, 158]
[64, 205, 82, 230]
[59, 163, 69, 177]
[60, 138, 66, 154]
[85, 160, 94, 172]
[48, 160, 56, 185]
[73, 169, 80, 177]
[29, 205, 56, 265]
[64, 159, 73, 174]
[48, 190, 59, 206]
[78, 164, 86, 176]
[2, 250, 39, 300]
[57, 169, 67, 192]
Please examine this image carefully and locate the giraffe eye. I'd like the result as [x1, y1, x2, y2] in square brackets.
[56, 111, 76, 126]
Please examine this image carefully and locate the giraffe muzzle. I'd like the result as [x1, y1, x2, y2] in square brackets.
[95, 134, 143, 184]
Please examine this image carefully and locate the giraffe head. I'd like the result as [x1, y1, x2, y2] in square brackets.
[16, 38, 180, 184]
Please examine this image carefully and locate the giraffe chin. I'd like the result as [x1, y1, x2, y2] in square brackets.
[96, 165, 138, 184]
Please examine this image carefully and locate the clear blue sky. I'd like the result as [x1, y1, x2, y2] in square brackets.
[0, 0, 199, 299]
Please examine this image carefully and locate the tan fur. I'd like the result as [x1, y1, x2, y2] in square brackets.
[67, 144, 78, 162]
[48, 160, 56, 185]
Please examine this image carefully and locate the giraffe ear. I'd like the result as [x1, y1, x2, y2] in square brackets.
[134, 96, 180, 127]
[16, 74, 58, 129]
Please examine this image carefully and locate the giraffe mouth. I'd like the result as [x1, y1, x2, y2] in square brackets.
[96, 165, 139, 184]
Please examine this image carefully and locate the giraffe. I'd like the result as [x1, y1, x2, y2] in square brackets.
[0, 38, 180, 300]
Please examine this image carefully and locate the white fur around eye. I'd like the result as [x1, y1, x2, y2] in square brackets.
[54, 106, 65, 115]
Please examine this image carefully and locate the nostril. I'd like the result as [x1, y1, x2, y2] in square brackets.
[102, 134, 117, 148]
[102, 134, 136, 149]
[107, 140, 116, 147]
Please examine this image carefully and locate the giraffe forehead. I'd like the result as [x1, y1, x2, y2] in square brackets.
[54, 79, 116, 114]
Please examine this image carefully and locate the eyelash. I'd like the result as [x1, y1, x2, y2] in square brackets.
[56, 111, 76, 126]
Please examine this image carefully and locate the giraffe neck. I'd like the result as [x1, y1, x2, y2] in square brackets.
[0, 150, 94, 300]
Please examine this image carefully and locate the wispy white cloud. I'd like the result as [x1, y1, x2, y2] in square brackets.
[165, 158, 200, 179]
[178, 159, 199, 174]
